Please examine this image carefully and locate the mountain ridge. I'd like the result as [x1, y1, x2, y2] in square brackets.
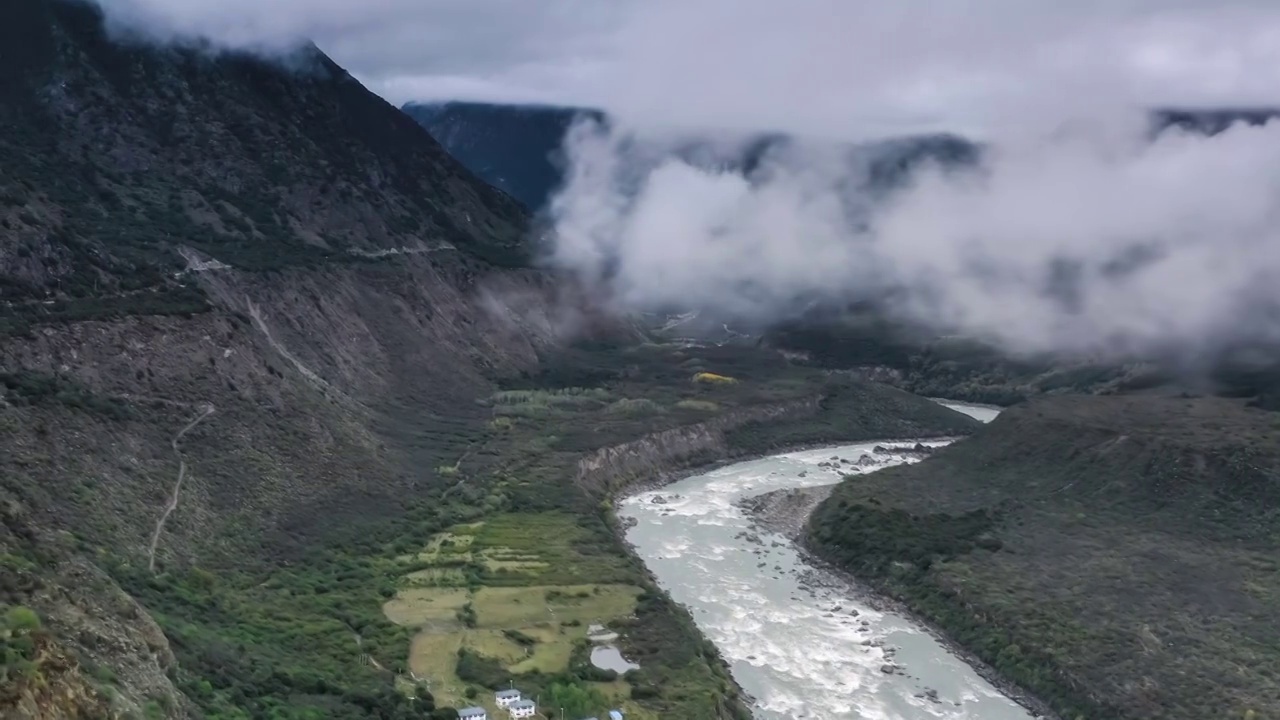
[403, 99, 1280, 218]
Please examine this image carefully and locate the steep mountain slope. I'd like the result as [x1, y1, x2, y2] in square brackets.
[2, 3, 531, 294]
[0, 1, 587, 718]
[809, 395, 1280, 720]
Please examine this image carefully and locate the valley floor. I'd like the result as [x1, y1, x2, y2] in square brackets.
[1, 333, 976, 720]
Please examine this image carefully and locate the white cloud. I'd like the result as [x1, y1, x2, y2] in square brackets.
[95, 0, 1280, 136]
[548, 116, 1280, 356]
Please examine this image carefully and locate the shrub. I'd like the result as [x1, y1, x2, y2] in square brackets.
[4, 606, 41, 632]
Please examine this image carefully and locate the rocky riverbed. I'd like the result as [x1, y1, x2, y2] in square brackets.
[735, 484, 836, 540]
[735, 441, 940, 540]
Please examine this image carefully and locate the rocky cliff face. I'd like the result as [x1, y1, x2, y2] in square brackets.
[574, 378, 978, 498]
[575, 397, 822, 495]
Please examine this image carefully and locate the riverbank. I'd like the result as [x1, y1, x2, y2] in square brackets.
[616, 435, 1049, 719]
[737, 482, 1060, 720]
[806, 395, 1280, 720]
[734, 442, 942, 539]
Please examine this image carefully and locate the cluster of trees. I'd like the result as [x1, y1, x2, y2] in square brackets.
[454, 650, 612, 718]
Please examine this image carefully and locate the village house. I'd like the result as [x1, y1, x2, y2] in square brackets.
[457, 708, 487, 720]
[494, 689, 521, 708]
[508, 699, 537, 718]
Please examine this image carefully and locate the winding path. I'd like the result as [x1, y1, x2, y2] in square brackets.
[147, 404, 216, 572]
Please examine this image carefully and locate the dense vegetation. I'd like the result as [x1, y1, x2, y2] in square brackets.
[0, 606, 44, 687]
[809, 395, 1280, 720]
[106, 517, 455, 719]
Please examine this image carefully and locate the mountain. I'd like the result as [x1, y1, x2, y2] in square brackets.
[402, 101, 604, 211]
[0, 4, 987, 719]
[7, 4, 1276, 717]
[1152, 107, 1280, 136]
[0, 1, 573, 717]
[405, 100, 1280, 218]
[403, 100, 981, 213]
[809, 395, 1280, 720]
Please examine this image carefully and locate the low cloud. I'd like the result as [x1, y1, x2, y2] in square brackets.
[88, 0, 1280, 357]
[547, 116, 1280, 357]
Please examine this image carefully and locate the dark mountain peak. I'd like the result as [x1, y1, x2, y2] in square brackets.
[403, 99, 604, 124]
[0, 0, 532, 315]
[404, 100, 984, 213]
[1152, 106, 1280, 136]
[407, 100, 1279, 218]
[402, 100, 606, 210]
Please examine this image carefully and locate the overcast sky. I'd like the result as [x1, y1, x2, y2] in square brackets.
[99, 0, 1280, 138]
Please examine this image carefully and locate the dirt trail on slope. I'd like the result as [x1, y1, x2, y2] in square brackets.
[147, 404, 215, 572]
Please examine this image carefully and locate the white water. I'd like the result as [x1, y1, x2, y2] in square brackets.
[620, 403, 1035, 719]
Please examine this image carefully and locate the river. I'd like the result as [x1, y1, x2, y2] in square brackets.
[619, 401, 1035, 719]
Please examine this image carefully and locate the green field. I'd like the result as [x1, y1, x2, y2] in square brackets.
[383, 513, 651, 717]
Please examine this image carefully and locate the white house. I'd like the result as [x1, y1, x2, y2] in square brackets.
[458, 708, 487, 720]
[494, 689, 521, 708]
[508, 699, 536, 718]
[609, 711, 624, 720]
